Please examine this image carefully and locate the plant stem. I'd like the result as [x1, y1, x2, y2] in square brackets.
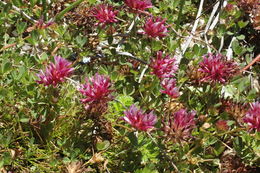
[147, 132, 180, 173]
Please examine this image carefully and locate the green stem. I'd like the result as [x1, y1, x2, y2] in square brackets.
[54, 0, 85, 21]
[42, 0, 47, 20]
[176, 0, 185, 31]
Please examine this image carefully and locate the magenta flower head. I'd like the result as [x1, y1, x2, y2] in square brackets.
[160, 78, 179, 98]
[79, 73, 113, 104]
[125, 0, 152, 11]
[122, 104, 157, 131]
[142, 17, 169, 38]
[91, 4, 118, 27]
[36, 56, 74, 86]
[243, 102, 260, 132]
[163, 109, 196, 142]
[150, 51, 178, 79]
[198, 53, 238, 84]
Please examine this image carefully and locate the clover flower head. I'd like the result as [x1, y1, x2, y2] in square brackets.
[122, 105, 157, 131]
[142, 17, 169, 38]
[36, 56, 74, 86]
[92, 4, 118, 27]
[125, 0, 152, 11]
[216, 120, 229, 131]
[150, 51, 178, 79]
[160, 78, 179, 98]
[163, 109, 196, 142]
[243, 102, 260, 132]
[79, 73, 113, 104]
[225, 3, 234, 12]
[198, 53, 238, 84]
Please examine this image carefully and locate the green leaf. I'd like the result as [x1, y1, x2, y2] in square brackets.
[40, 52, 48, 61]
[117, 95, 134, 107]
[232, 39, 243, 55]
[0, 88, 8, 99]
[29, 0, 37, 7]
[27, 31, 39, 45]
[88, 0, 97, 4]
[128, 132, 138, 146]
[135, 167, 158, 173]
[237, 35, 245, 40]
[238, 20, 249, 28]
[16, 22, 27, 34]
[151, 40, 163, 51]
[96, 140, 110, 151]
[75, 35, 87, 47]
[16, 66, 26, 80]
[2, 61, 12, 74]
[20, 117, 30, 123]
[12, 0, 22, 7]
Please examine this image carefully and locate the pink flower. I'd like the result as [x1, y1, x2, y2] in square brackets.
[150, 51, 178, 79]
[125, 0, 152, 11]
[216, 120, 229, 131]
[92, 4, 118, 27]
[243, 102, 260, 132]
[36, 18, 54, 29]
[198, 53, 238, 84]
[79, 73, 113, 104]
[160, 78, 179, 98]
[142, 17, 169, 38]
[163, 109, 196, 142]
[225, 4, 234, 12]
[36, 56, 74, 86]
[122, 105, 157, 131]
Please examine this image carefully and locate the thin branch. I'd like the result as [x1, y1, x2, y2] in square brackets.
[117, 51, 148, 65]
[138, 65, 148, 83]
[181, 0, 205, 55]
[241, 54, 260, 72]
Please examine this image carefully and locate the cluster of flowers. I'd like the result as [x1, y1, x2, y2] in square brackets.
[122, 105, 197, 142]
[150, 51, 179, 98]
[35, 0, 259, 141]
[36, 56, 74, 86]
[91, 1, 179, 98]
[36, 55, 259, 142]
[91, 0, 169, 38]
[198, 53, 238, 84]
[78, 73, 113, 110]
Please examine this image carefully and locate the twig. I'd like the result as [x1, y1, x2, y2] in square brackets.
[138, 65, 148, 83]
[204, 1, 221, 53]
[241, 54, 260, 72]
[113, 123, 133, 132]
[181, 0, 205, 55]
[117, 51, 148, 65]
[0, 43, 16, 52]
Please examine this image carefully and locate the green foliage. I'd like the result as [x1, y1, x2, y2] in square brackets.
[0, 0, 259, 172]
